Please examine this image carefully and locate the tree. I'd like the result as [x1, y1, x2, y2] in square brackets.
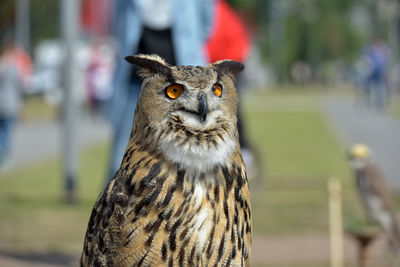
[229, 0, 368, 82]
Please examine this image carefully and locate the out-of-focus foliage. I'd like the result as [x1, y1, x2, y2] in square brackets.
[0, 0, 14, 40]
[229, 0, 379, 80]
[30, 0, 59, 47]
[1, 0, 394, 82]
[0, 0, 59, 48]
[285, 1, 363, 62]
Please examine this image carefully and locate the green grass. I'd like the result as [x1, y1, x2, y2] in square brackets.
[20, 96, 59, 122]
[389, 94, 400, 119]
[243, 89, 363, 235]
[0, 88, 366, 257]
[0, 143, 109, 254]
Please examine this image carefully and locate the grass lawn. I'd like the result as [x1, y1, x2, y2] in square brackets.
[0, 88, 366, 257]
[20, 96, 59, 122]
[389, 94, 400, 119]
[0, 143, 109, 254]
[243, 89, 364, 236]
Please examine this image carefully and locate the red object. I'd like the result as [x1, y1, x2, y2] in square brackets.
[81, 0, 111, 37]
[12, 48, 32, 79]
[7, 47, 33, 90]
[205, 0, 251, 63]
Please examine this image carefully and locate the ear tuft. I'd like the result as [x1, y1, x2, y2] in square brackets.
[213, 60, 245, 77]
[125, 54, 171, 79]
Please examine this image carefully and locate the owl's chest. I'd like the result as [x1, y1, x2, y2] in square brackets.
[121, 177, 249, 266]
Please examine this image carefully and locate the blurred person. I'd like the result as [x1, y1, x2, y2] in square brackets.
[205, 0, 260, 179]
[1, 35, 32, 92]
[205, 0, 250, 64]
[12, 45, 32, 91]
[86, 38, 114, 117]
[359, 37, 390, 110]
[0, 37, 24, 169]
[105, 0, 213, 183]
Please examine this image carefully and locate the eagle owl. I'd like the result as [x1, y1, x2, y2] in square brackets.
[81, 54, 252, 266]
[348, 144, 400, 252]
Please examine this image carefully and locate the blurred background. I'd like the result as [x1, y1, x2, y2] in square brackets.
[0, 0, 400, 266]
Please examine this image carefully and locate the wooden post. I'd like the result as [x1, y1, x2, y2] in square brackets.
[329, 178, 344, 267]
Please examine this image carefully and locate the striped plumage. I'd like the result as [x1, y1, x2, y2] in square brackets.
[349, 144, 400, 252]
[81, 54, 252, 266]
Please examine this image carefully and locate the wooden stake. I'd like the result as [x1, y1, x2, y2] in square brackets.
[329, 178, 344, 267]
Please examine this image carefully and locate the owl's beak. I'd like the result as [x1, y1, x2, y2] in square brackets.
[198, 93, 208, 123]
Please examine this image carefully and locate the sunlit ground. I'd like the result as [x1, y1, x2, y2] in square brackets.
[244, 88, 358, 235]
[389, 94, 400, 119]
[0, 86, 399, 266]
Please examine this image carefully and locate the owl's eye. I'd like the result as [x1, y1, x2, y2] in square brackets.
[165, 83, 184, 99]
[212, 83, 223, 97]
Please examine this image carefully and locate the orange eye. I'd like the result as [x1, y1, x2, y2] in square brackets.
[165, 83, 184, 99]
[212, 83, 223, 97]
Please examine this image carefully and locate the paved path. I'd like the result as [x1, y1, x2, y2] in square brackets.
[323, 97, 400, 190]
[7, 117, 111, 169]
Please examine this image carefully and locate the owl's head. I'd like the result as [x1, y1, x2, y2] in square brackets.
[348, 143, 372, 170]
[126, 54, 244, 173]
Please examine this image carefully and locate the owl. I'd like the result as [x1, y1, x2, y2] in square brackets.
[348, 144, 400, 252]
[81, 54, 252, 266]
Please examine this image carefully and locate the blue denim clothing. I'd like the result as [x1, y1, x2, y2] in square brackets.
[106, 0, 213, 182]
[361, 42, 390, 110]
[106, 80, 141, 181]
[364, 74, 387, 109]
[0, 118, 14, 163]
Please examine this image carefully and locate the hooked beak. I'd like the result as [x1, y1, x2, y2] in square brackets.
[198, 93, 208, 123]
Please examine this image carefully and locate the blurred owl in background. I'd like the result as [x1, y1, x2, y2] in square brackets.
[348, 143, 400, 253]
[81, 54, 252, 266]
